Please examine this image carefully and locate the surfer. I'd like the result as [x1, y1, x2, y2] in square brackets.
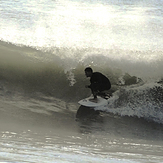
[85, 67, 111, 101]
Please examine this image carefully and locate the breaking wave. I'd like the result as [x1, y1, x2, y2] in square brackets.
[1, 41, 163, 124]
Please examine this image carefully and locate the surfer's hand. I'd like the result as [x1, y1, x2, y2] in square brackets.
[85, 85, 90, 88]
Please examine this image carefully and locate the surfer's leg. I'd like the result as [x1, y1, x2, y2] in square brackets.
[90, 84, 98, 99]
[92, 90, 98, 99]
[97, 84, 111, 99]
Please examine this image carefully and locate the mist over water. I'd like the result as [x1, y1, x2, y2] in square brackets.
[0, 0, 163, 50]
[0, 0, 163, 95]
[1, 0, 163, 80]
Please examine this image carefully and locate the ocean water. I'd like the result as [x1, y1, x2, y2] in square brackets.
[1, 0, 163, 162]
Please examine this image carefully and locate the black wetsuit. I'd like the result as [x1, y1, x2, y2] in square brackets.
[88, 72, 111, 97]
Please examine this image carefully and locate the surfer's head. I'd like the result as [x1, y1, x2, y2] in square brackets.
[85, 67, 93, 77]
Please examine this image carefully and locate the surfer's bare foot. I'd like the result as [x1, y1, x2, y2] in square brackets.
[89, 98, 98, 103]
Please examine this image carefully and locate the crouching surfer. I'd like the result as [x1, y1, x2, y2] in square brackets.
[85, 67, 111, 102]
[76, 67, 111, 119]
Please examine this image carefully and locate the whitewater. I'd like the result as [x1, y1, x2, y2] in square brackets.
[0, 0, 163, 162]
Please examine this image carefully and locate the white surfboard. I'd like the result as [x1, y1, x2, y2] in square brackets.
[78, 96, 108, 107]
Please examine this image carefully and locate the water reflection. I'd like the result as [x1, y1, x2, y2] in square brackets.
[76, 105, 163, 141]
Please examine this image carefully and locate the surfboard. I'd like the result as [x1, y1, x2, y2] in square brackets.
[78, 96, 108, 107]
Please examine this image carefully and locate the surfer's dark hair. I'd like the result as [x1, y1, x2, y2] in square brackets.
[85, 67, 93, 72]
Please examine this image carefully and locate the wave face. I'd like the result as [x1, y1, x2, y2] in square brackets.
[1, 41, 163, 124]
[0, 0, 163, 124]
